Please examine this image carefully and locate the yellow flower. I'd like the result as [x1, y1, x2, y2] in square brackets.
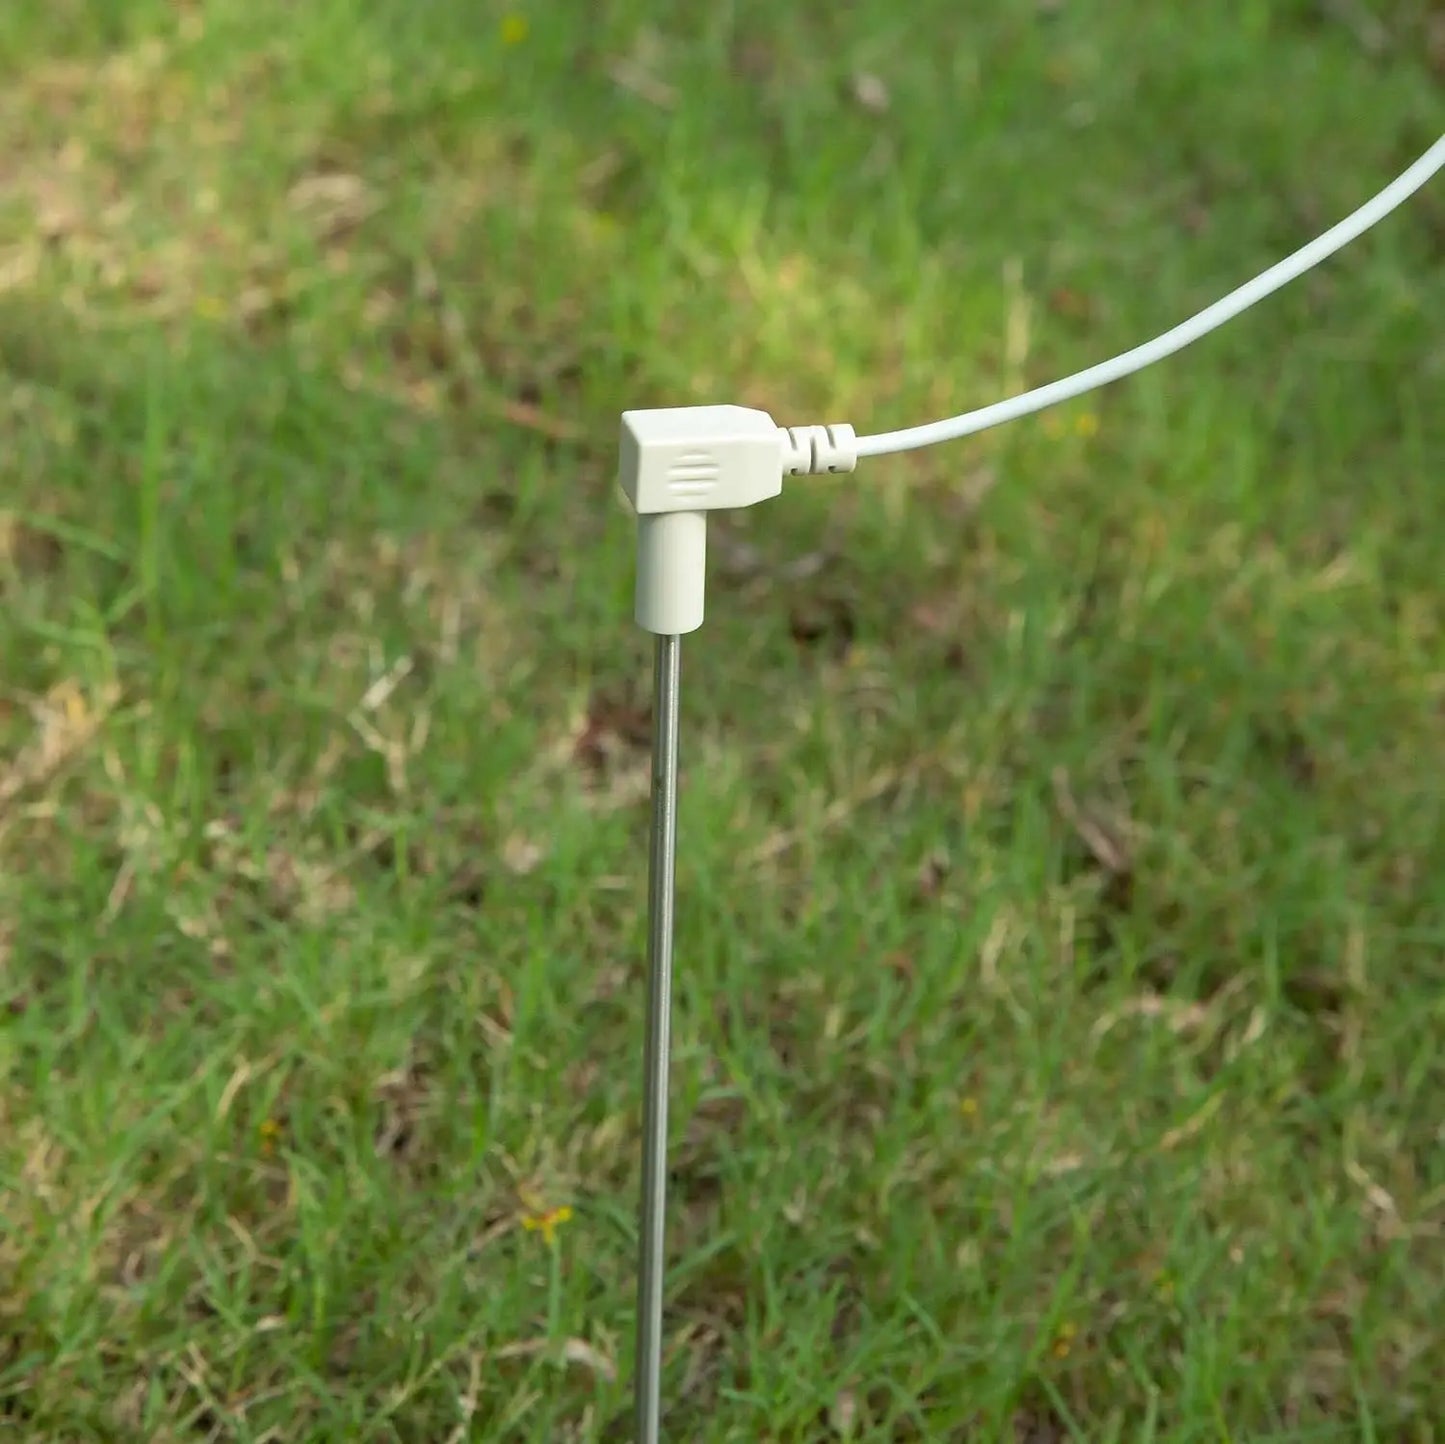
[1074, 411, 1099, 439]
[258, 1118, 282, 1156]
[499, 14, 529, 45]
[56, 681, 89, 727]
[1052, 1320, 1077, 1358]
[522, 1204, 572, 1245]
[959, 1096, 979, 1119]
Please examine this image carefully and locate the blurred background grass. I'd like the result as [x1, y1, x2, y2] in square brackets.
[1, 2, 1442, 1440]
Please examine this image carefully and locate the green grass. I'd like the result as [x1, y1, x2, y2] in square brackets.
[1, 1, 1442, 1439]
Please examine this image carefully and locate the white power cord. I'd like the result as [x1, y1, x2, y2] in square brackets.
[618, 134, 1443, 633]
[853, 133, 1445, 457]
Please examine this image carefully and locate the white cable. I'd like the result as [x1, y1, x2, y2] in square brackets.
[853, 134, 1445, 459]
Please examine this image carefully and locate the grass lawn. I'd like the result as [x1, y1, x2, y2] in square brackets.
[2, 2, 1442, 1439]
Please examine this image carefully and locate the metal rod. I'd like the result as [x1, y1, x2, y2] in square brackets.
[635, 632, 681, 1444]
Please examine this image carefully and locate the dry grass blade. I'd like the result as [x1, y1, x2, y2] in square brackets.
[1051, 766, 1131, 875]
[0, 679, 119, 817]
[493, 1337, 617, 1383]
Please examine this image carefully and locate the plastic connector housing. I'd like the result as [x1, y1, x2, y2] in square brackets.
[617, 406, 858, 635]
[619, 406, 784, 517]
[618, 407, 785, 636]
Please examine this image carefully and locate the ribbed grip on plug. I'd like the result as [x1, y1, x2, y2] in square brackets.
[778, 423, 858, 475]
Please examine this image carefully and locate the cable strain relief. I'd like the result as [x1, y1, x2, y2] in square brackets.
[778, 423, 859, 475]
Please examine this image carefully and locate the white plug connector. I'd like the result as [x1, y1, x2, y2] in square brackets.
[618, 406, 857, 634]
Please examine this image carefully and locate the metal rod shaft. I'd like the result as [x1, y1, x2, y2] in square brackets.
[635, 632, 681, 1444]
